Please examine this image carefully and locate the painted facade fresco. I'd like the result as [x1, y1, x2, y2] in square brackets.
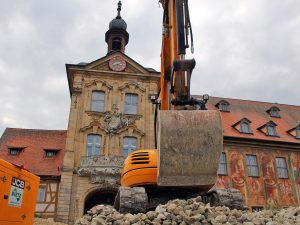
[216, 147, 300, 209]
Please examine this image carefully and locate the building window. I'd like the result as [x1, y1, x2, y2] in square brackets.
[241, 122, 251, 134]
[37, 185, 46, 202]
[45, 150, 58, 158]
[296, 127, 300, 139]
[246, 155, 259, 177]
[122, 137, 137, 157]
[91, 91, 105, 112]
[112, 37, 122, 51]
[125, 94, 138, 114]
[268, 107, 280, 118]
[276, 157, 289, 179]
[217, 152, 227, 175]
[219, 102, 229, 112]
[267, 125, 276, 136]
[8, 148, 23, 156]
[87, 134, 101, 156]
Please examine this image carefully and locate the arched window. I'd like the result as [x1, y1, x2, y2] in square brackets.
[241, 122, 251, 134]
[87, 134, 101, 156]
[267, 125, 276, 136]
[267, 106, 280, 118]
[112, 37, 122, 51]
[216, 100, 230, 112]
[122, 137, 137, 157]
[125, 94, 138, 114]
[91, 91, 105, 112]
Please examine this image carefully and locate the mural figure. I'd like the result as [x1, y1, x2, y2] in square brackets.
[230, 152, 247, 201]
[278, 179, 296, 206]
[216, 176, 230, 189]
[290, 152, 300, 203]
[247, 178, 264, 206]
[261, 154, 278, 209]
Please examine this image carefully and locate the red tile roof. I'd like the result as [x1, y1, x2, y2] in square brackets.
[205, 97, 300, 144]
[0, 128, 67, 176]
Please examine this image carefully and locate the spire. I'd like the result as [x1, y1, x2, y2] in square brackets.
[116, 1, 122, 19]
[105, 1, 129, 53]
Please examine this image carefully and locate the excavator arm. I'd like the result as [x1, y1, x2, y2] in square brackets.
[157, 0, 223, 187]
[160, 0, 198, 110]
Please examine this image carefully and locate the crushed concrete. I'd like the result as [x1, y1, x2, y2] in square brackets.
[74, 197, 300, 225]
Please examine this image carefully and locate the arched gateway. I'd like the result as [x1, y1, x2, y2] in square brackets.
[84, 189, 117, 213]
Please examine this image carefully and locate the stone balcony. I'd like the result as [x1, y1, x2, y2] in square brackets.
[77, 155, 125, 185]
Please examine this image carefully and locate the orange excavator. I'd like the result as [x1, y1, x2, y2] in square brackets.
[114, 0, 243, 213]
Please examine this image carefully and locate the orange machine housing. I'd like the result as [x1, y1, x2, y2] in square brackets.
[121, 150, 158, 187]
[0, 158, 40, 225]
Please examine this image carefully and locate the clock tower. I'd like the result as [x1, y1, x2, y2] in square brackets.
[105, 1, 129, 53]
[56, 1, 160, 224]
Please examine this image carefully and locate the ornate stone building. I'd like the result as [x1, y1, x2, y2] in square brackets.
[56, 3, 160, 224]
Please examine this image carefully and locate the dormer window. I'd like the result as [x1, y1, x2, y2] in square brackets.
[233, 118, 252, 134]
[267, 125, 276, 136]
[288, 125, 300, 139]
[8, 147, 23, 156]
[258, 121, 279, 137]
[241, 122, 251, 134]
[267, 106, 280, 118]
[216, 100, 230, 112]
[296, 127, 300, 139]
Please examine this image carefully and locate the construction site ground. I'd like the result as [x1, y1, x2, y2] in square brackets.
[34, 197, 300, 225]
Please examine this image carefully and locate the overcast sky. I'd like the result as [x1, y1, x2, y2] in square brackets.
[0, 0, 299, 136]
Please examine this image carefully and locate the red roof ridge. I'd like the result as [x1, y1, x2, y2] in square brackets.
[5, 127, 67, 132]
[193, 95, 300, 108]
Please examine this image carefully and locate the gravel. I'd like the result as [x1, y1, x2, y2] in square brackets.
[73, 197, 300, 225]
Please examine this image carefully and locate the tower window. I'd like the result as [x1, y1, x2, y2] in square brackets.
[217, 152, 227, 175]
[91, 91, 105, 112]
[122, 137, 137, 157]
[112, 37, 122, 51]
[276, 157, 288, 179]
[246, 155, 259, 177]
[125, 94, 138, 114]
[87, 134, 101, 156]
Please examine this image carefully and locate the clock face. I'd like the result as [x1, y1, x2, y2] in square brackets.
[109, 56, 126, 72]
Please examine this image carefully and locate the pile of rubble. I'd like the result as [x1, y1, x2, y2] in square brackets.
[75, 197, 300, 225]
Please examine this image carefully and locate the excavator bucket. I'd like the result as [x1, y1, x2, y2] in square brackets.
[157, 110, 223, 188]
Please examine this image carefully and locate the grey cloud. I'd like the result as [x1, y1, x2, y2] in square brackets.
[0, 0, 299, 136]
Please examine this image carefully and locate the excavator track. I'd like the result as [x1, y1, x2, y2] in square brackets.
[114, 187, 243, 214]
[114, 187, 148, 214]
[207, 188, 244, 210]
